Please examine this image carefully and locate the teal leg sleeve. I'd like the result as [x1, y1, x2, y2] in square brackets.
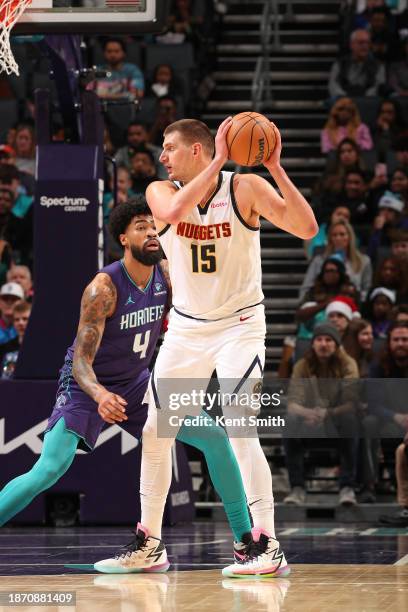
[176, 412, 251, 542]
[0, 418, 80, 526]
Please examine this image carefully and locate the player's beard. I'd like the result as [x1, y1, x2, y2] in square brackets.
[130, 242, 164, 266]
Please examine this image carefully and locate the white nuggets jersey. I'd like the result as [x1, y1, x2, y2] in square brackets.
[158, 170, 264, 320]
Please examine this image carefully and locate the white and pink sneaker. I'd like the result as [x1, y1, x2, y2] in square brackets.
[223, 528, 290, 578]
[94, 523, 170, 574]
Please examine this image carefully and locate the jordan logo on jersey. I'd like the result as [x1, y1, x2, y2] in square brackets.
[176, 221, 231, 241]
[125, 294, 135, 306]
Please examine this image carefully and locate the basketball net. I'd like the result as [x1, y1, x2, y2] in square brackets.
[0, 0, 31, 75]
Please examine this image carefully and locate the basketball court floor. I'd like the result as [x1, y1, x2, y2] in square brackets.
[1, 522, 407, 611]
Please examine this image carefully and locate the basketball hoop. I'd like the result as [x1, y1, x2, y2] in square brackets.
[0, 0, 32, 75]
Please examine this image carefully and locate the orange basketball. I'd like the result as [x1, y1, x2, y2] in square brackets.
[226, 112, 276, 167]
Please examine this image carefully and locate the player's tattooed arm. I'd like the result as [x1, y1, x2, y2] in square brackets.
[72, 273, 116, 403]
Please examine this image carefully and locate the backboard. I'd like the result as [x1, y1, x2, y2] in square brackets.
[13, 0, 169, 34]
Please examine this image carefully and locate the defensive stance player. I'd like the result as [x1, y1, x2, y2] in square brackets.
[0, 198, 254, 572]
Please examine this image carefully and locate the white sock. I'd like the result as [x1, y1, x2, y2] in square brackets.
[229, 437, 276, 538]
[140, 409, 174, 540]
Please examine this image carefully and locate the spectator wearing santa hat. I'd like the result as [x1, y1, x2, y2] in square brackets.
[325, 295, 360, 339]
[364, 286, 396, 338]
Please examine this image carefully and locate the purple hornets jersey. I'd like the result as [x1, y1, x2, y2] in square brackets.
[63, 260, 168, 385]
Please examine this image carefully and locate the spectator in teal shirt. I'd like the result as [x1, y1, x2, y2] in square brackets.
[92, 38, 145, 101]
[0, 165, 33, 219]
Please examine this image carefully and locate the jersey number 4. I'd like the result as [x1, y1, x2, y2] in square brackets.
[191, 243, 216, 273]
[133, 330, 151, 359]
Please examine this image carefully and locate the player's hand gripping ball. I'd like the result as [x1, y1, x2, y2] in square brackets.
[226, 112, 276, 167]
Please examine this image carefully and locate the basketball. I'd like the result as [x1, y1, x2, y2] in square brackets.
[226, 112, 276, 167]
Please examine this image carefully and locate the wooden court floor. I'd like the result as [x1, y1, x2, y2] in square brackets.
[1, 565, 407, 612]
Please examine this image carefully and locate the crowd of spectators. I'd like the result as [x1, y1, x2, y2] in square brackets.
[0, 0, 220, 376]
[278, 0, 408, 520]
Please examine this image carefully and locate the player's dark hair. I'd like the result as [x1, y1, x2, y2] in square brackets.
[109, 195, 151, 245]
[103, 37, 127, 53]
[164, 119, 215, 157]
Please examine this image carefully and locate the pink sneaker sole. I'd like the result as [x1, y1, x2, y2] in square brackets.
[222, 564, 291, 579]
[143, 561, 170, 573]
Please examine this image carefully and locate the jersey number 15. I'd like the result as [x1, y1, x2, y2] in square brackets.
[191, 243, 216, 273]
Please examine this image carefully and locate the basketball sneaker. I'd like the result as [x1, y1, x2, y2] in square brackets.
[223, 528, 290, 578]
[233, 532, 253, 563]
[94, 523, 170, 574]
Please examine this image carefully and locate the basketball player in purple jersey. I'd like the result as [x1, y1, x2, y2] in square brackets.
[0, 197, 253, 572]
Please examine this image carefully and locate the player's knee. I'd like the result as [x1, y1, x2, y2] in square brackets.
[201, 425, 230, 459]
[229, 437, 261, 465]
[36, 454, 72, 488]
[142, 421, 159, 444]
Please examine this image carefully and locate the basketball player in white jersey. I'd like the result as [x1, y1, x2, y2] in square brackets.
[101, 117, 318, 576]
